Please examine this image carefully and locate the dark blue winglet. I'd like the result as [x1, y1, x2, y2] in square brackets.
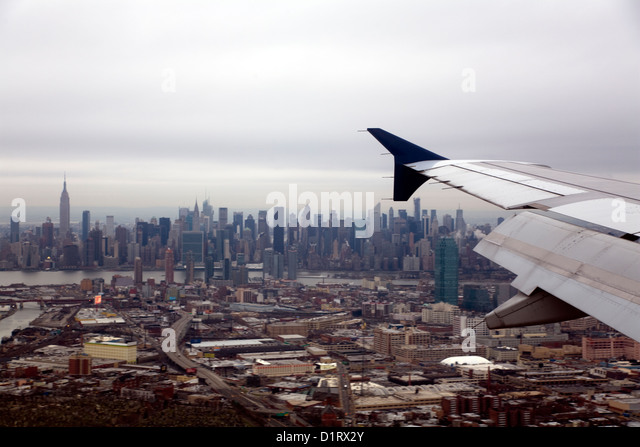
[367, 128, 447, 201]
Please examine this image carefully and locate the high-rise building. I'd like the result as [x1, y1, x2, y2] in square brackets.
[272, 252, 284, 279]
[61, 243, 81, 269]
[115, 225, 129, 264]
[421, 212, 429, 237]
[434, 237, 459, 305]
[218, 207, 228, 229]
[287, 247, 298, 280]
[205, 255, 214, 284]
[233, 211, 244, 236]
[185, 251, 195, 284]
[222, 258, 231, 280]
[134, 257, 143, 284]
[181, 231, 204, 263]
[85, 227, 104, 267]
[430, 210, 438, 238]
[455, 208, 466, 234]
[273, 207, 285, 254]
[442, 214, 454, 233]
[59, 175, 70, 240]
[190, 199, 200, 231]
[10, 217, 19, 243]
[165, 248, 174, 284]
[159, 217, 171, 246]
[258, 210, 268, 235]
[202, 198, 213, 221]
[263, 248, 274, 278]
[244, 214, 256, 241]
[42, 218, 54, 248]
[136, 221, 149, 246]
[82, 210, 90, 243]
[106, 215, 115, 240]
[242, 214, 256, 241]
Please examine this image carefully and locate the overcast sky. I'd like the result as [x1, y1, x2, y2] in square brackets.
[1, 0, 638, 223]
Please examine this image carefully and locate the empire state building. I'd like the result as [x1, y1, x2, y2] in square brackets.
[59, 175, 70, 239]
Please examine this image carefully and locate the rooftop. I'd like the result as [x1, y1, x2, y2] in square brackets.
[440, 355, 492, 367]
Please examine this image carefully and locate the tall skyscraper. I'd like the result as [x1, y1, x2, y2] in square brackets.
[82, 210, 91, 243]
[421, 211, 430, 237]
[218, 207, 228, 229]
[455, 208, 466, 234]
[205, 255, 214, 284]
[263, 247, 274, 278]
[233, 211, 244, 236]
[245, 214, 256, 241]
[192, 200, 200, 231]
[42, 218, 54, 248]
[202, 197, 213, 220]
[115, 225, 129, 264]
[434, 237, 459, 305]
[165, 248, 174, 284]
[185, 252, 194, 284]
[106, 215, 115, 239]
[10, 217, 19, 243]
[159, 217, 171, 246]
[272, 252, 284, 279]
[181, 231, 204, 263]
[273, 207, 285, 254]
[86, 227, 103, 267]
[287, 247, 298, 280]
[134, 257, 143, 284]
[59, 175, 70, 240]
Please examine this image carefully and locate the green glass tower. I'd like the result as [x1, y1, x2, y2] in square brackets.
[434, 237, 459, 304]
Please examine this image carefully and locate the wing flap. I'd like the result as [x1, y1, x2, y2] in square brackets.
[485, 289, 588, 329]
[475, 211, 640, 341]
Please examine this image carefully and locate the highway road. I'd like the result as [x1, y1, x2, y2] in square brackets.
[165, 310, 311, 427]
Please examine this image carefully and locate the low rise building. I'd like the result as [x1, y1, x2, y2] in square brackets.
[582, 336, 640, 361]
[251, 359, 315, 377]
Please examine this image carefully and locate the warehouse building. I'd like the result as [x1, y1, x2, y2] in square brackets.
[83, 335, 137, 364]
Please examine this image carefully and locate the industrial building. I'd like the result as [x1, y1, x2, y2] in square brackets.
[251, 359, 315, 377]
[83, 335, 138, 364]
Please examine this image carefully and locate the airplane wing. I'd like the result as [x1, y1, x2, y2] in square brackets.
[367, 128, 640, 342]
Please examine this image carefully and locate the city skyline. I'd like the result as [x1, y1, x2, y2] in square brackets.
[2, 169, 494, 280]
[1, 1, 639, 214]
[2, 174, 514, 228]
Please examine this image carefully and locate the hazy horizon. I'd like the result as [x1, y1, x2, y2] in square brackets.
[1, 204, 512, 228]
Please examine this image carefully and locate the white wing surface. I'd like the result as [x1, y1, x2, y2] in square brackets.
[368, 128, 640, 341]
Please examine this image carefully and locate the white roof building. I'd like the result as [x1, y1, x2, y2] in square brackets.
[440, 355, 492, 367]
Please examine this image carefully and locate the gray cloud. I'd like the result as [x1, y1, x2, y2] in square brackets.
[0, 0, 638, 214]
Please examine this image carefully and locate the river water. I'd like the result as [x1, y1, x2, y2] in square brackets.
[0, 269, 186, 287]
[0, 302, 44, 341]
[0, 269, 369, 342]
[0, 269, 360, 287]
